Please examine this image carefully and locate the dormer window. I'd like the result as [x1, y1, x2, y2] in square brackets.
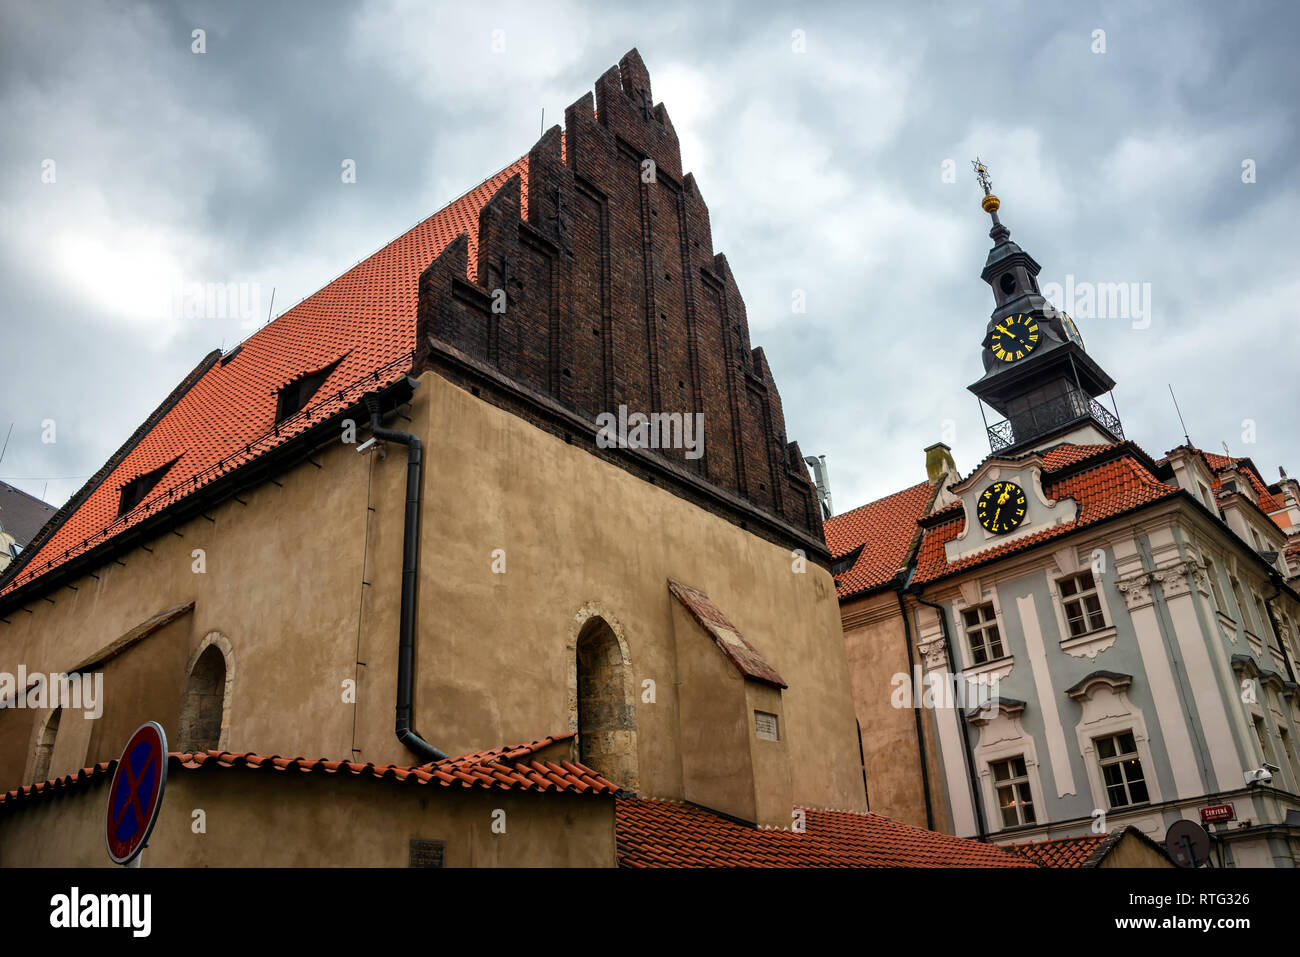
[831, 545, 863, 577]
[118, 459, 178, 517]
[276, 358, 343, 423]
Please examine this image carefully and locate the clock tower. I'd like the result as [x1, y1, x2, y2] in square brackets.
[966, 160, 1123, 456]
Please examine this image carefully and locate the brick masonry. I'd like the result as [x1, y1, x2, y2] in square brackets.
[413, 50, 826, 561]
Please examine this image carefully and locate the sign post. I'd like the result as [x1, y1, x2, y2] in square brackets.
[105, 721, 168, 866]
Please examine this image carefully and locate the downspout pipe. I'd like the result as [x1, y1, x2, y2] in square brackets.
[893, 578, 935, 831]
[363, 381, 448, 764]
[909, 586, 989, 840]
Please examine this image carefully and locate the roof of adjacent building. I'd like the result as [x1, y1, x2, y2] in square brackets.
[1005, 826, 1172, 868]
[0, 481, 56, 547]
[822, 480, 937, 599]
[615, 795, 1038, 868]
[0, 158, 529, 599]
[0, 733, 616, 810]
[913, 443, 1181, 585]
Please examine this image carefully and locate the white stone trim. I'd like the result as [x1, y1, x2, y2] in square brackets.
[1069, 674, 1164, 812]
[1018, 594, 1076, 797]
[183, 631, 235, 753]
[970, 702, 1046, 833]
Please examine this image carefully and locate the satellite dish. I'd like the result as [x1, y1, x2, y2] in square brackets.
[1165, 819, 1212, 868]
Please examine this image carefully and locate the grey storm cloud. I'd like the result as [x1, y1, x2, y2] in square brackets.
[1, 0, 1297, 514]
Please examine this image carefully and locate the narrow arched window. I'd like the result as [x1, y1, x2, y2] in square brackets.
[575, 617, 637, 790]
[32, 708, 61, 783]
[178, 645, 226, 752]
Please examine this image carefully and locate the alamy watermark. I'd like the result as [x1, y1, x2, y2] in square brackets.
[0, 668, 103, 719]
[595, 405, 705, 460]
[1039, 274, 1152, 330]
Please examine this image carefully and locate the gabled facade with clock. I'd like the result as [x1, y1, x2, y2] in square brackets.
[827, 169, 1300, 868]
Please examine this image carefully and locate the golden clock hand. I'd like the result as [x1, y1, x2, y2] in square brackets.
[992, 506, 1002, 528]
[997, 324, 1017, 340]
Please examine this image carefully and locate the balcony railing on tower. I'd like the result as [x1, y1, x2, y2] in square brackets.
[987, 389, 1123, 453]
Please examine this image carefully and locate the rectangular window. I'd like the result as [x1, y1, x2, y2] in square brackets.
[1279, 728, 1300, 787]
[754, 711, 779, 741]
[962, 603, 1004, 666]
[1198, 482, 1213, 508]
[1095, 732, 1150, 809]
[991, 756, 1036, 828]
[1058, 571, 1106, 637]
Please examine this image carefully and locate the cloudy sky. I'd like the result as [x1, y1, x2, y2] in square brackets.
[2, 0, 1297, 517]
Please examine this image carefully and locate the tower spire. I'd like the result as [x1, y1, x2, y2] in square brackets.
[971, 157, 1010, 243]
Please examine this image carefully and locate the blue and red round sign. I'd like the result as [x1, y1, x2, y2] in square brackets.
[105, 721, 168, 865]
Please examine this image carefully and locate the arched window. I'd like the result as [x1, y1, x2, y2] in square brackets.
[178, 644, 227, 752]
[31, 708, 61, 783]
[575, 616, 637, 791]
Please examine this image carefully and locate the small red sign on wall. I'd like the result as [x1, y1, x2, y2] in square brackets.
[1199, 804, 1235, 824]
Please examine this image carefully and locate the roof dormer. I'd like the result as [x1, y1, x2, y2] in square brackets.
[943, 454, 1079, 565]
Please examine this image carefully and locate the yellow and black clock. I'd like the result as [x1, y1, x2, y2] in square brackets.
[989, 314, 1040, 363]
[977, 481, 1028, 534]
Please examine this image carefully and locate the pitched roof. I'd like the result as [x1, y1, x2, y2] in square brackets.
[1005, 832, 1110, 867]
[822, 480, 935, 599]
[1006, 826, 1172, 868]
[1168, 446, 1284, 515]
[615, 796, 1038, 867]
[1, 159, 529, 598]
[0, 733, 615, 811]
[668, 579, 787, 687]
[913, 451, 1180, 585]
[0, 481, 56, 547]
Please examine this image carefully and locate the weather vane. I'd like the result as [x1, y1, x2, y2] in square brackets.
[972, 157, 993, 196]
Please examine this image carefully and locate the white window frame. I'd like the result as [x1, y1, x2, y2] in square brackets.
[1094, 730, 1152, 810]
[990, 754, 1037, 828]
[1071, 674, 1163, 813]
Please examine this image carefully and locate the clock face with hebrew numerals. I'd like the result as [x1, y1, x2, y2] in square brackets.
[977, 481, 1028, 534]
[989, 314, 1040, 363]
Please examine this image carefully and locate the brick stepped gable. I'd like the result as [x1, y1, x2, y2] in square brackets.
[414, 49, 823, 554]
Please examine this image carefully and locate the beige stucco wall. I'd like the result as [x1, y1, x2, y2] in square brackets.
[1095, 834, 1174, 869]
[841, 590, 949, 830]
[0, 768, 615, 867]
[0, 370, 866, 831]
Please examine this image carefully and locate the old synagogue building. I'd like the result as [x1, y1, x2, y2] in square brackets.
[0, 52, 1068, 869]
[827, 170, 1300, 868]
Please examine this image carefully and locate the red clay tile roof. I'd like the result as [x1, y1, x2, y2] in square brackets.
[2, 159, 530, 598]
[1006, 826, 1171, 868]
[1005, 832, 1109, 867]
[913, 453, 1180, 585]
[1170, 446, 1283, 514]
[0, 733, 616, 810]
[668, 579, 787, 688]
[822, 480, 936, 599]
[615, 796, 1037, 867]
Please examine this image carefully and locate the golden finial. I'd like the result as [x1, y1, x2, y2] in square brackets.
[972, 157, 1000, 212]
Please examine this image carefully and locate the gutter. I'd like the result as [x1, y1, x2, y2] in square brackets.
[362, 382, 448, 763]
[908, 585, 989, 840]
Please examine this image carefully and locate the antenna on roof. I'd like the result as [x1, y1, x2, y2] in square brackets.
[0, 423, 12, 467]
[1167, 384, 1191, 447]
[1222, 441, 1231, 458]
[540, 107, 545, 138]
[265, 286, 276, 327]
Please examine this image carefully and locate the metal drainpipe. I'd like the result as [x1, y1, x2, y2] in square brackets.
[894, 581, 935, 831]
[910, 587, 989, 840]
[363, 382, 448, 764]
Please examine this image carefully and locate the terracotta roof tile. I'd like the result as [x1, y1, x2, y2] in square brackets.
[2, 158, 529, 597]
[822, 480, 935, 599]
[0, 732, 616, 810]
[913, 454, 1180, 585]
[616, 796, 1037, 868]
[1005, 833, 1109, 868]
